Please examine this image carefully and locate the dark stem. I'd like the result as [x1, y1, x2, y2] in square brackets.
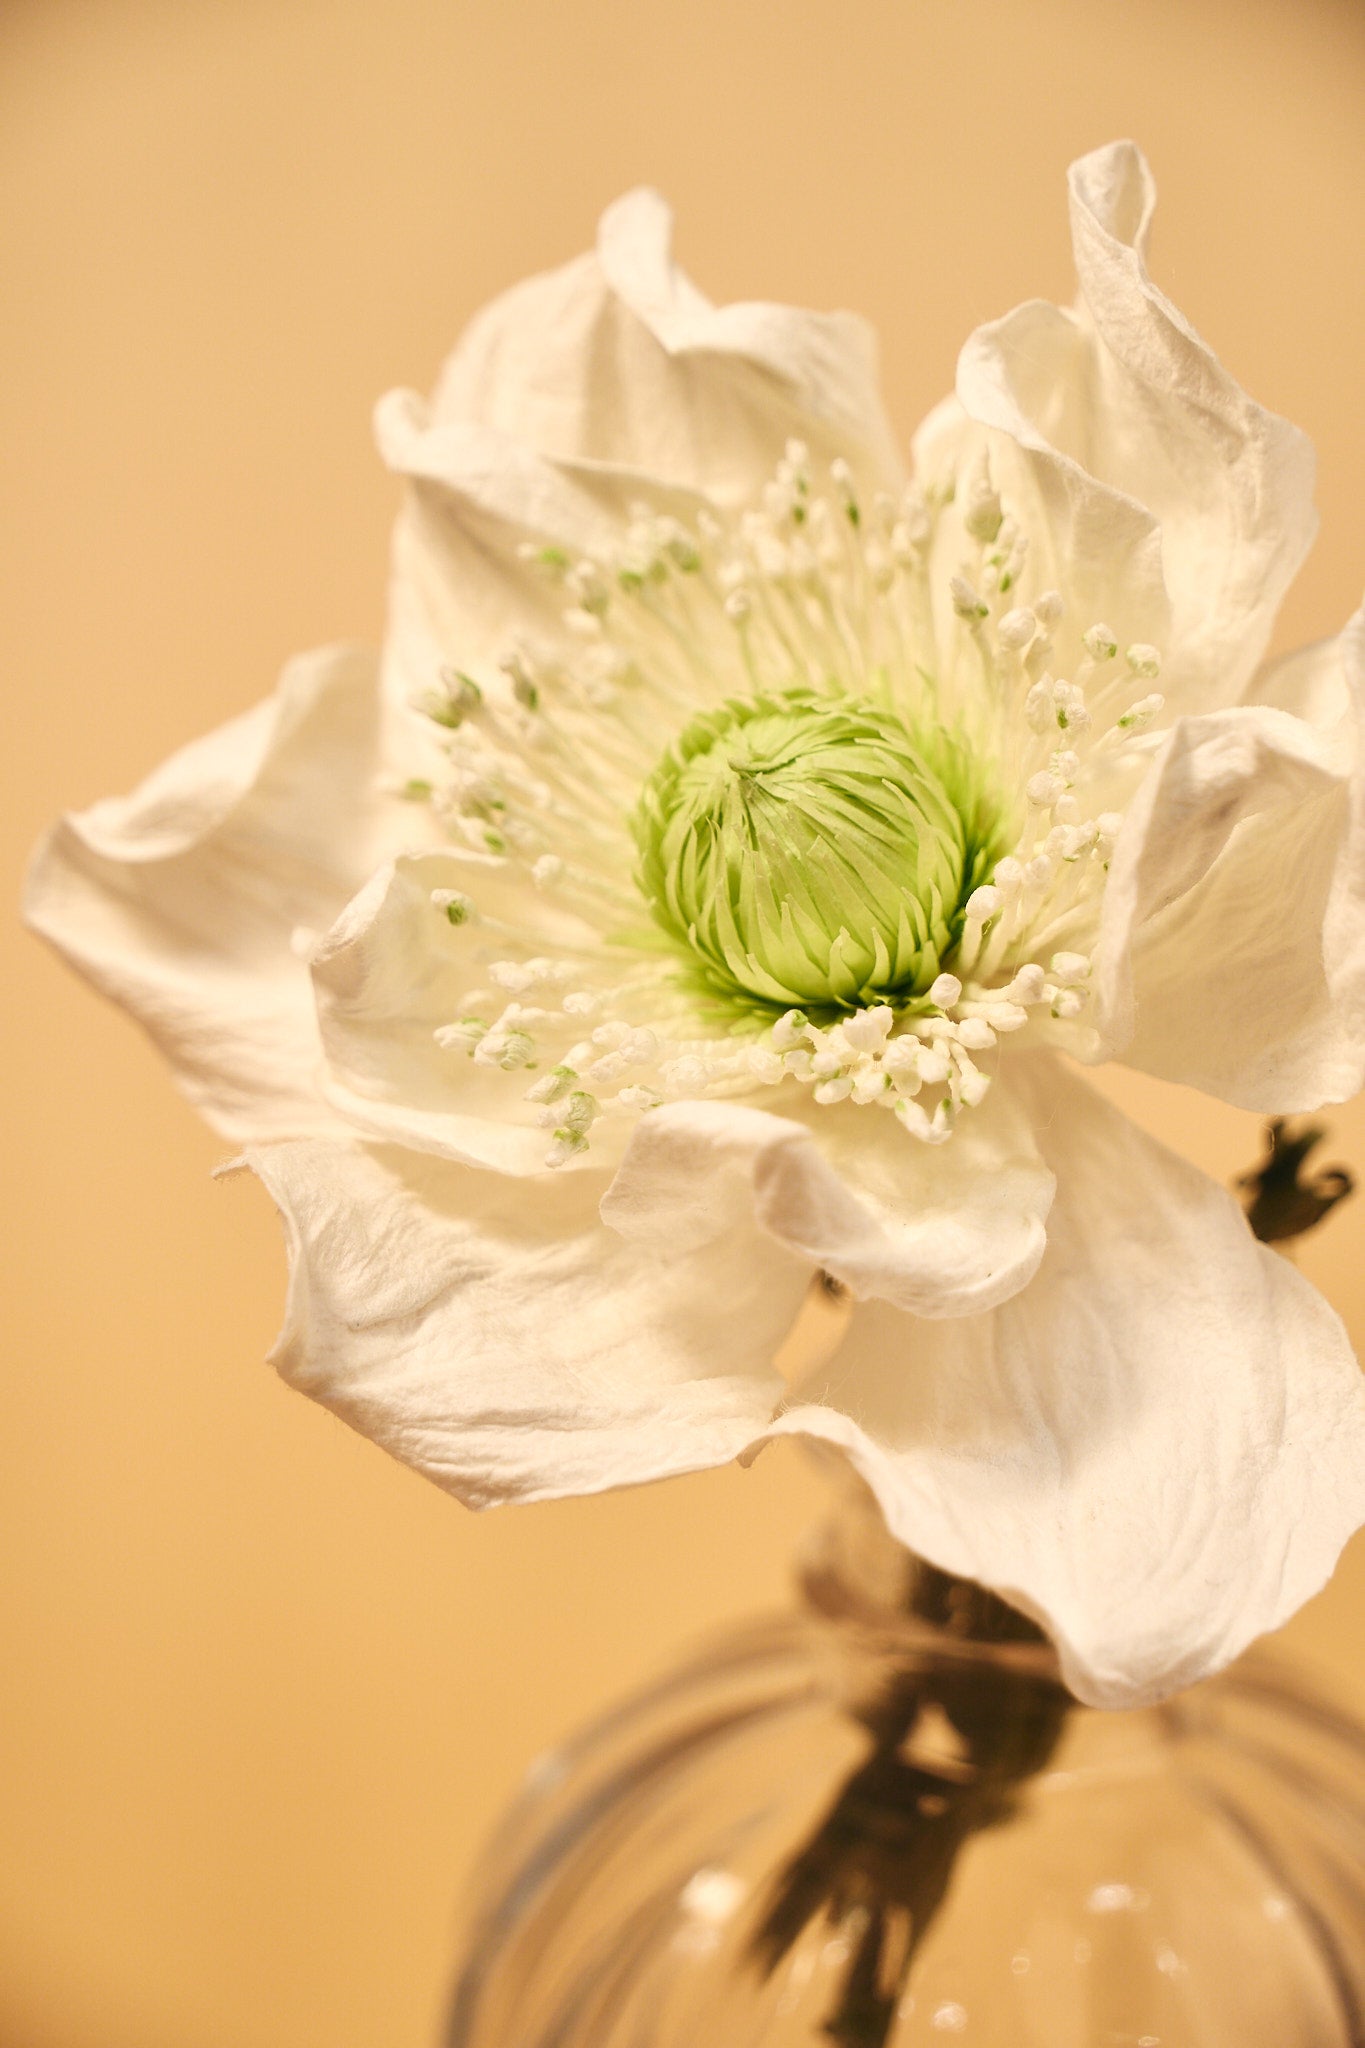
[1239, 1117, 1353, 1243]
[749, 1562, 1070, 2046]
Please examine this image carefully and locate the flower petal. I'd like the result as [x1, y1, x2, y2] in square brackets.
[377, 188, 905, 717]
[767, 1056, 1365, 1708]
[308, 848, 596, 1173]
[1094, 609, 1365, 1109]
[952, 141, 1316, 713]
[246, 1136, 805, 1505]
[600, 1080, 1053, 1319]
[427, 187, 904, 496]
[1249, 630, 1354, 730]
[920, 360, 1172, 689]
[24, 646, 401, 1140]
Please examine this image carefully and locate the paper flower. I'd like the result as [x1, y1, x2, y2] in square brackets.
[28, 142, 1365, 1708]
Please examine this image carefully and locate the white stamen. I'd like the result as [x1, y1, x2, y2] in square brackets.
[618, 1084, 662, 1110]
[964, 465, 1004, 544]
[431, 888, 475, 926]
[1117, 692, 1164, 733]
[841, 1005, 894, 1052]
[474, 1027, 536, 1070]
[661, 1054, 711, 1096]
[1006, 964, 1048, 1006]
[896, 1095, 953, 1144]
[434, 1017, 488, 1053]
[851, 1065, 892, 1104]
[525, 1065, 577, 1105]
[997, 607, 1037, 651]
[956, 1057, 992, 1108]
[915, 1045, 952, 1086]
[771, 1009, 811, 1052]
[814, 1075, 854, 1104]
[954, 1016, 997, 1052]
[410, 445, 1165, 1158]
[545, 1128, 590, 1168]
[1027, 771, 1066, 808]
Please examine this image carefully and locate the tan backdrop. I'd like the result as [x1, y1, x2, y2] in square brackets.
[4, 2, 1365, 2043]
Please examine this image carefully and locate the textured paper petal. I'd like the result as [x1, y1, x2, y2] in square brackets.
[307, 848, 599, 1172]
[377, 187, 904, 715]
[247, 1137, 807, 1504]
[428, 187, 904, 496]
[952, 141, 1316, 713]
[1094, 612, 1365, 1109]
[24, 646, 400, 1139]
[600, 1082, 1053, 1319]
[1249, 630, 1354, 731]
[920, 359, 1172, 691]
[767, 1057, 1365, 1708]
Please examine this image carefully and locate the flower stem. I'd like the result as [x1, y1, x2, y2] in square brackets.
[750, 1558, 1070, 2045]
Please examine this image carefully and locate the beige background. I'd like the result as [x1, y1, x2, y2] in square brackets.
[4, 2, 1365, 2043]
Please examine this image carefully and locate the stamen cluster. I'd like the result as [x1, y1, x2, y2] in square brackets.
[399, 444, 1165, 1164]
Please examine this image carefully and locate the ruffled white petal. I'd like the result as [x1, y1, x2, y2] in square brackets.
[1249, 629, 1354, 731]
[600, 1080, 1053, 1319]
[247, 1137, 808, 1505]
[427, 187, 904, 495]
[375, 394, 641, 556]
[1094, 606, 1365, 1109]
[918, 360, 1173, 693]
[24, 646, 402, 1140]
[308, 848, 596, 1172]
[378, 188, 905, 718]
[951, 141, 1316, 715]
[766, 1057, 1365, 1708]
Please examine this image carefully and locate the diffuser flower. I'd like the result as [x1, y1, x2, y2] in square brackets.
[28, 141, 1365, 1709]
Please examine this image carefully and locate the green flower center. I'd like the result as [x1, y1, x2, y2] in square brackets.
[633, 688, 984, 1011]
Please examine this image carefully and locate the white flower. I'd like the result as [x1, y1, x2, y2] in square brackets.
[27, 143, 1365, 1709]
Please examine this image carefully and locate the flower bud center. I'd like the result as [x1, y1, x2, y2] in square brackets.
[633, 689, 974, 1010]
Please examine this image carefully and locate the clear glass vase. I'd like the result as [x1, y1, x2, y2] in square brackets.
[444, 1479, 1365, 2046]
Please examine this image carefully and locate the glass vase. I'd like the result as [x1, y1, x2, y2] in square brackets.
[444, 1478, 1365, 2046]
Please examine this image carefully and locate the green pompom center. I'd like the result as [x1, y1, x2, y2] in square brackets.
[633, 689, 980, 1010]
